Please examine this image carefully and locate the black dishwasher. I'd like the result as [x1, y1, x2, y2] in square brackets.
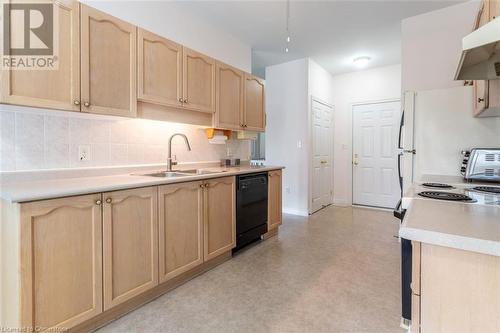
[234, 173, 268, 251]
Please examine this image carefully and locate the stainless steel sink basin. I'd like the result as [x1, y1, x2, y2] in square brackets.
[138, 171, 190, 178]
[135, 169, 228, 178]
[177, 169, 227, 175]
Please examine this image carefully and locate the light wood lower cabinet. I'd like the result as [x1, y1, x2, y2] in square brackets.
[20, 194, 103, 330]
[80, 4, 137, 117]
[102, 187, 158, 310]
[414, 243, 500, 332]
[204, 177, 236, 260]
[0, 0, 81, 112]
[158, 181, 204, 283]
[268, 170, 282, 231]
[4, 175, 261, 330]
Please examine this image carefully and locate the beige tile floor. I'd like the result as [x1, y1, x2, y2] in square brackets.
[97, 205, 402, 333]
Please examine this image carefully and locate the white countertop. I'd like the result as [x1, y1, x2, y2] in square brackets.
[399, 175, 500, 257]
[0, 165, 284, 203]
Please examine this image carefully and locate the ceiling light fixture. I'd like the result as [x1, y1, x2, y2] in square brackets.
[285, 0, 290, 53]
[353, 56, 371, 67]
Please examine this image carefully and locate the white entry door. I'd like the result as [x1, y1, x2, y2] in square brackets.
[311, 99, 333, 214]
[352, 101, 401, 208]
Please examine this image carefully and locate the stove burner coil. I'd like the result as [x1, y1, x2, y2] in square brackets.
[418, 191, 473, 202]
[422, 183, 453, 189]
[471, 186, 500, 194]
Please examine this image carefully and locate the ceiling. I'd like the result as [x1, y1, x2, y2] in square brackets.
[175, 0, 468, 78]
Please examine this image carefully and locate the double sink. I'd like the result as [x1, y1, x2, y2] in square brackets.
[138, 169, 228, 178]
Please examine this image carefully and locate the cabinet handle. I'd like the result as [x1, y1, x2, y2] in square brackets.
[83, 102, 90, 107]
[183, 98, 188, 103]
[95, 200, 102, 205]
[204, 184, 209, 188]
[74, 100, 80, 106]
[478, 98, 485, 103]
[179, 97, 183, 103]
[105, 198, 112, 203]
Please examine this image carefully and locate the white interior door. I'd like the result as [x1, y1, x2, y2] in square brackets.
[353, 101, 401, 208]
[311, 99, 333, 214]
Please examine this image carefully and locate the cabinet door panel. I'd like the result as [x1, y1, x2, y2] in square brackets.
[215, 62, 244, 130]
[138, 28, 183, 108]
[103, 187, 158, 310]
[473, 80, 488, 116]
[80, 5, 136, 117]
[0, 0, 80, 111]
[244, 74, 265, 131]
[20, 194, 102, 330]
[183, 47, 215, 113]
[204, 177, 236, 260]
[159, 182, 203, 283]
[268, 170, 282, 230]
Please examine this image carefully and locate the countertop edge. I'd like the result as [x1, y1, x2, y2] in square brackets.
[399, 226, 500, 257]
[2, 166, 285, 203]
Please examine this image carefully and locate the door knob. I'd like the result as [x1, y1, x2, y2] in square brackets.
[83, 102, 90, 107]
[178, 97, 183, 103]
[95, 200, 102, 205]
[183, 98, 188, 103]
[105, 198, 112, 203]
[74, 100, 80, 106]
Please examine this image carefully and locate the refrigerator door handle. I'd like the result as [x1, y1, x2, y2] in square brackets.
[398, 152, 403, 193]
[398, 110, 404, 149]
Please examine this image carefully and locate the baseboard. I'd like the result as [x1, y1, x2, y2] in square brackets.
[282, 207, 309, 216]
[333, 198, 351, 206]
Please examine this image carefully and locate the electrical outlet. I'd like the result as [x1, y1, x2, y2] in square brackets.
[78, 145, 91, 162]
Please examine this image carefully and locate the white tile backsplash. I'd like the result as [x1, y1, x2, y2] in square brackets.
[0, 108, 252, 171]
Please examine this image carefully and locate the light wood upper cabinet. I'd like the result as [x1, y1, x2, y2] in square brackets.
[138, 28, 183, 108]
[204, 177, 236, 260]
[183, 47, 216, 113]
[268, 170, 282, 231]
[20, 194, 103, 330]
[0, 0, 80, 112]
[158, 182, 204, 283]
[214, 62, 245, 130]
[472, 1, 500, 117]
[80, 4, 137, 117]
[244, 74, 266, 131]
[102, 187, 158, 310]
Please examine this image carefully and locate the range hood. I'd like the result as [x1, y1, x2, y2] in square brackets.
[455, 18, 500, 80]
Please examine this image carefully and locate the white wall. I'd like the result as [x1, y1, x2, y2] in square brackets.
[265, 59, 309, 216]
[82, 0, 251, 72]
[331, 64, 401, 206]
[401, 1, 480, 92]
[414, 86, 500, 179]
[265, 58, 335, 216]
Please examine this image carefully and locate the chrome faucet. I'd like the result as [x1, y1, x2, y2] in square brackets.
[167, 133, 191, 171]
